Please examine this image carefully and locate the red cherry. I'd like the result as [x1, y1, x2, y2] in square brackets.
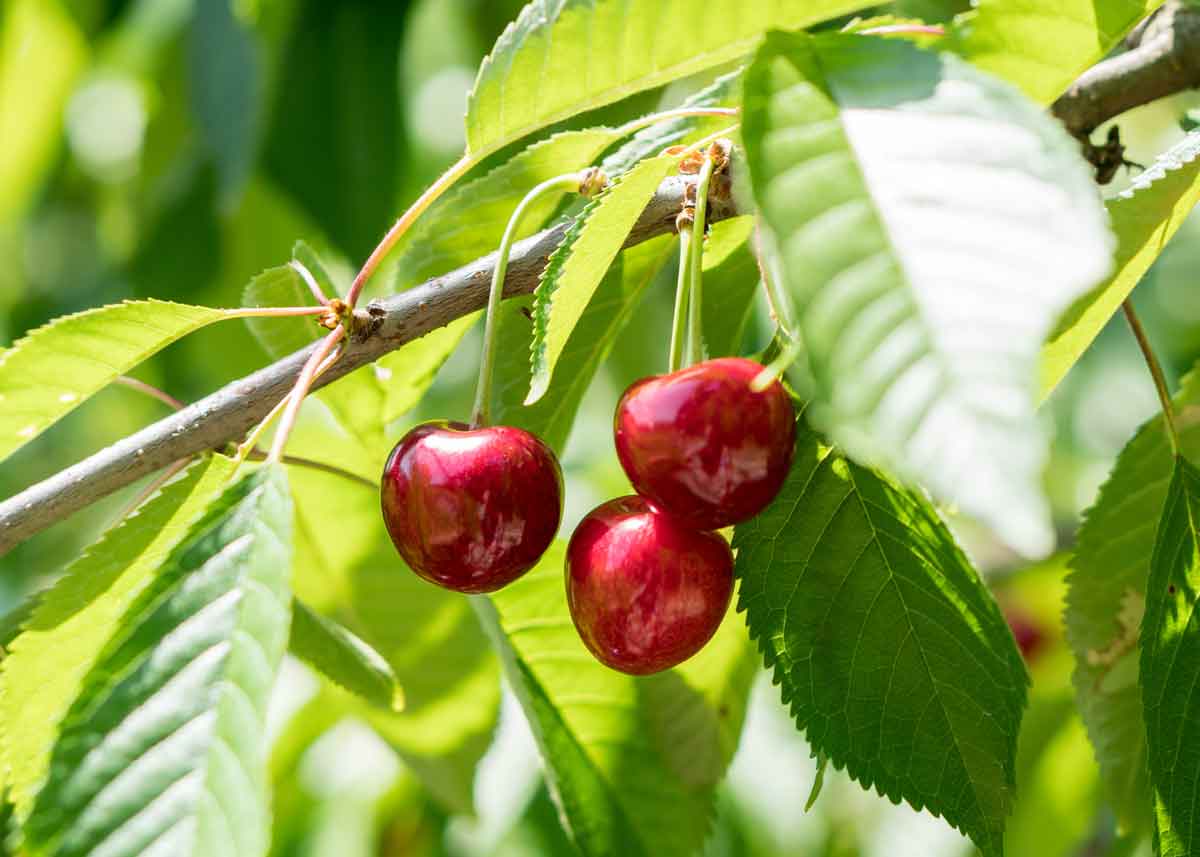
[614, 357, 796, 531]
[1003, 604, 1048, 663]
[380, 421, 562, 593]
[566, 495, 734, 675]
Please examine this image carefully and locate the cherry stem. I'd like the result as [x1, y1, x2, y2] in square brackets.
[684, 156, 716, 366]
[114, 376, 186, 411]
[227, 305, 328, 318]
[344, 153, 476, 309]
[753, 223, 798, 336]
[289, 259, 331, 305]
[669, 228, 693, 373]
[471, 172, 584, 427]
[265, 326, 346, 463]
[614, 106, 738, 138]
[1122, 299, 1180, 454]
[246, 449, 376, 490]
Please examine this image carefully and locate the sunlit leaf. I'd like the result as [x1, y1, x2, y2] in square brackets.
[742, 32, 1112, 556]
[527, 156, 673, 404]
[733, 412, 1028, 857]
[464, 0, 870, 158]
[0, 300, 230, 463]
[1140, 457, 1200, 857]
[948, 0, 1162, 105]
[1040, 131, 1200, 400]
[0, 456, 237, 819]
[22, 464, 293, 857]
[476, 543, 757, 857]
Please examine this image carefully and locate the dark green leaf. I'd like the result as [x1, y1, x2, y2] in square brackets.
[1140, 457, 1200, 857]
[733, 413, 1028, 857]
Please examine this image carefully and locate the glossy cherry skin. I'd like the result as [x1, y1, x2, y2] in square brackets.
[566, 495, 734, 675]
[380, 421, 563, 593]
[614, 356, 796, 531]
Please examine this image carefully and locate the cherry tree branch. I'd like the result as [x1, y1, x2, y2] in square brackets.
[0, 175, 737, 554]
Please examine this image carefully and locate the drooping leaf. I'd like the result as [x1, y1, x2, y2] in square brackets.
[289, 598, 404, 712]
[526, 156, 673, 404]
[742, 32, 1112, 556]
[464, 0, 871, 159]
[241, 265, 323, 360]
[0, 300, 230, 463]
[1040, 131, 1200, 400]
[948, 0, 1162, 105]
[493, 236, 676, 453]
[1064, 365, 1200, 832]
[1140, 457, 1200, 857]
[189, 0, 261, 203]
[22, 464, 293, 857]
[283, 414, 500, 813]
[0, 455, 237, 819]
[475, 543, 757, 857]
[733, 412, 1028, 857]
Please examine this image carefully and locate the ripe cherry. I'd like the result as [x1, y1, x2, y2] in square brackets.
[1003, 604, 1048, 663]
[614, 356, 795, 531]
[380, 421, 562, 593]
[566, 495, 733, 675]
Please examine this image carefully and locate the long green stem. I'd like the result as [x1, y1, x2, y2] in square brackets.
[1122, 299, 1180, 454]
[669, 229, 693, 373]
[471, 172, 583, 426]
[685, 157, 716, 366]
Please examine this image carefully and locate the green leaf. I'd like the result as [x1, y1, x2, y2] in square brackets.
[241, 265, 323, 360]
[1064, 366, 1200, 832]
[292, 240, 339, 299]
[283, 417, 500, 814]
[493, 236, 676, 453]
[948, 0, 1162, 105]
[476, 543, 757, 857]
[527, 156, 673, 404]
[0, 300, 229, 463]
[741, 32, 1112, 556]
[22, 464, 293, 857]
[288, 598, 404, 712]
[376, 319, 478, 424]
[1140, 457, 1200, 857]
[1040, 131, 1200, 400]
[0, 455, 237, 820]
[464, 0, 871, 158]
[733, 412, 1028, 857]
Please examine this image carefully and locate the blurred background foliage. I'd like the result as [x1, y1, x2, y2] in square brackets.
[1, 0, 1198, 854]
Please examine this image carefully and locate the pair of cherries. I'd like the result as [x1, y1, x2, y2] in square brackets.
[379, 357, 794, 675]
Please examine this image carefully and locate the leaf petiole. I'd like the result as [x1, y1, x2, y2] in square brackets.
[1122, 300, 1180, 454]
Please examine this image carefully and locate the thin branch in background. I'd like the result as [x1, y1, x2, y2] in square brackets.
[1122, 299, 1180, 454]
[245, 450, 377, 490]
[108, 457, 192, 528]
[113, 376, 186, 412]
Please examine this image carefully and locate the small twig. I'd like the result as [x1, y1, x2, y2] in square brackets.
[246, 450, 376, 490]
[1122, 299, 1180, 454]
[114, 376, 186, 412]
[289, 260, 331, 306]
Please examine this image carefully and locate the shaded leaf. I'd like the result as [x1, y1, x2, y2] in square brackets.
[1064, 366, 1200, 832]
[1140, 457, 1200, 857]
[0, 456, 237, 819]
[742, 32, 1112, 556]
[23, 464, 293, 857]
[1040, 131, 1200, 400]
[241, 265, 323, 360]
[0, 300, 229, 463]
[733, 413, 1028, 857]
[289, 598, 404, 712]
[699, 216, 759, 359]
[476, 543, 757, 857]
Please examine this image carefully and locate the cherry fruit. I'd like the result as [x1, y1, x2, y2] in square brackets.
[614, 357, 795, 531]
[381, 421, 562, 593]
[566, 495, 733, 675]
